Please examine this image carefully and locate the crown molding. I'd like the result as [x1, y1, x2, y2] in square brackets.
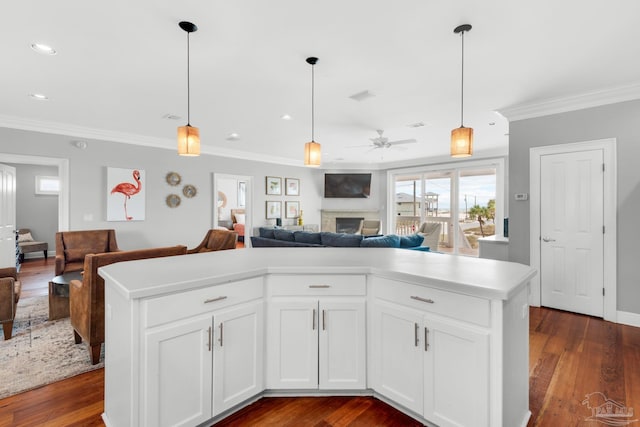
[0, 114, 302, 167]
[498, 82, 640, 122]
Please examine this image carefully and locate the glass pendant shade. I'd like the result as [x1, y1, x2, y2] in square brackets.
[178, 124, 200, 156]
[304, 141, 321, 167]
[450, 126, 473, 157]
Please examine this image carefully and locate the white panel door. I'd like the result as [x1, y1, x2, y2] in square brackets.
[144, 315, 213, 427]
[266, 299, 318, 389]
[318, 299, 366, 389]
[213, 300, 264, 414]
[371, 300, 424, 414]
[0, 164, 16, 268]
[540, 150, 604, 316]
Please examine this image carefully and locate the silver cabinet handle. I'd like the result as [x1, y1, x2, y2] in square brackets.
[542, 236, 556, 242]
[219, 323, 223, 347]
[322, 310, 326, 330]
[424, 327, 430, 352]
[309, 285, 331, 288]
[312, 309, 316, 330]
[414, 323, 420, 347]
[411, 295, 435, 304]
[207, 326, 212, 352]
[204, 296, 227, 304]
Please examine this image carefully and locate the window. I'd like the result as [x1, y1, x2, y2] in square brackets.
[389, 159, 504, 257]
[35, 175, 60, 195]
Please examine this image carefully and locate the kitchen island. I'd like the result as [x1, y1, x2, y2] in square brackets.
[99, 247, 536, 427]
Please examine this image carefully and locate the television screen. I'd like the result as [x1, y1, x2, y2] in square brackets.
[324, 173, 371, 198]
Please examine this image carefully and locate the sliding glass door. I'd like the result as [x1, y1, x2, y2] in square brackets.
[390, 160, 503, 257]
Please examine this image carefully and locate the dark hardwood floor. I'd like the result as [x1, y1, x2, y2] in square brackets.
[1, 258, 638, 426]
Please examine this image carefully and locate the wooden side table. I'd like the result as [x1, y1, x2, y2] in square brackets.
[48, 272, 82, 320]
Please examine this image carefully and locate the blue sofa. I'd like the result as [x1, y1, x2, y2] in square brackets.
[251, 228, 430, 251]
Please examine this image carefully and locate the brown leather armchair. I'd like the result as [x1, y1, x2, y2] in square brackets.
[0, 267, 21, 340]
[55, 229, 119, 276]
[70, 245, 188, 364]
[187, 229, 238, 253]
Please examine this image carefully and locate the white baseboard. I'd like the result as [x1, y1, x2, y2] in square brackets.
[617, 310, 640, 328]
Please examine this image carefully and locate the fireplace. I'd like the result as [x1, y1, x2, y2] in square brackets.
[336, 217, 363, 234]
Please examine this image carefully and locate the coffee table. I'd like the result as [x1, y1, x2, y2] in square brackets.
[48, 271, 82, 320]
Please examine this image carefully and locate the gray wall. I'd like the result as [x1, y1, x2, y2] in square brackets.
[0, 127, 380, 250]
[509, 99, 640, 315]
[0, 128, 324, 249]
[7, 163, 58, 257]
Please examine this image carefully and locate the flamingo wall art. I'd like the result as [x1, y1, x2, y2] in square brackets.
[107, 167, 146, 221]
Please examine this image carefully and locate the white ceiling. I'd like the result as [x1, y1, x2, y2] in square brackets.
[3, 1, 640, 168]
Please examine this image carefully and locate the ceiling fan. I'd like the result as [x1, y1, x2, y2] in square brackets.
[351, 130, 417, 151]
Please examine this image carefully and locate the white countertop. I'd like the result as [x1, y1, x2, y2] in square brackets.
[99, 248, 536, 301]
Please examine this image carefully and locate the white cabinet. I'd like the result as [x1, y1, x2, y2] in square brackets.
[213, 300, 264, 414]
[266, 274, 367, 390]
[144, 314, 213, 427]
[371, 278, 490, 427]
[141, 277, 263, 426]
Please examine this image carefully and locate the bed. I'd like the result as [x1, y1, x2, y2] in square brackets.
[230, 209, 245, 242]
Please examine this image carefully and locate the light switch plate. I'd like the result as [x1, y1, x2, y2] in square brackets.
[514, 193, 529, 201]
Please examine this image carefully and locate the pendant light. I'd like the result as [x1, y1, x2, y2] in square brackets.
[451, 24, 473, 158]
[177, 21, 200, 156]
[304, 57, 321, 167]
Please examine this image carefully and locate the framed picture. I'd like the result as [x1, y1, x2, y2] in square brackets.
[285, 178, 300, 196]
[266, 176, 282, 195]
[266, 201, 281, 219]
[285, 201, 300, 218]
[107, 167, 145, 221]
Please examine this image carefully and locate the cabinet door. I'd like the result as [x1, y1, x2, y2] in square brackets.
[266, 299, 318, 389]
[213, 300, 264, 414]
[144, 315, 213, 427]
[423, 317, 489, 427]
[371, 300, 424, 414]
[318, 299, 366, 389]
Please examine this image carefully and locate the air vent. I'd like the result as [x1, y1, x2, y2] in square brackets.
[349, 90, 376, 102]
[407, 121, 426, 128]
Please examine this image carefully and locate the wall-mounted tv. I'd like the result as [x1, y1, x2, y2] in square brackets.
[324, 173, 372, 198]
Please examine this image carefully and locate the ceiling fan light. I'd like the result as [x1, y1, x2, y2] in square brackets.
[178, 125, 200, 156]
[304, 141, 322, 167]
[450, 126, 473, 157]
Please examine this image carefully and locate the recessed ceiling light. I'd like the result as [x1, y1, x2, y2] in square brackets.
[30, 43, 57, 55]
[488, 122, 496, 126]
[280, 114, 292, 120]
[29, 93, 49, 100]
[226, 133, 240, 141]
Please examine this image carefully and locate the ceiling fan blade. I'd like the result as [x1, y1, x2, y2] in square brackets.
[387, 139, 417, 146]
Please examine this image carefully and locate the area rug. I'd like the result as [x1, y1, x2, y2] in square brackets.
[0, 296, 104, 399]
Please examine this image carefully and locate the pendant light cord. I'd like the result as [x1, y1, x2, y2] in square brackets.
[460, 29, 465, 127]
[186, 31, 191, 126]
[311, 63, 315, 142]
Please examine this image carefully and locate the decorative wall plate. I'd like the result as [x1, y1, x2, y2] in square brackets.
[166, 194, 181, 208]
[166, 172, 181, 186]
[183, 184, 197, 198]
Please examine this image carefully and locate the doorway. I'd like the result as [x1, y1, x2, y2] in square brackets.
[213, 173, 252, 248]
[529, 139, 616, 321]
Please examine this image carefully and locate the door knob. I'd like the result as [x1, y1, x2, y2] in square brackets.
[542, 237, 556, 242]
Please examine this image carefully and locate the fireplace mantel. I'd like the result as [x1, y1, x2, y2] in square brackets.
[321, 209, 379, 232]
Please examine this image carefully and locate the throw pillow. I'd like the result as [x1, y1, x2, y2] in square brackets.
[360, 234, 401, 248]
[17, 232, 34, 243]
[234, 213, 246, 224]
[259, 227, 276, 239]
[399, 234, 424, 248]
[294, 231, 322, 245]
[273, 229, 295, 242]
[320, 232, 363, 247]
